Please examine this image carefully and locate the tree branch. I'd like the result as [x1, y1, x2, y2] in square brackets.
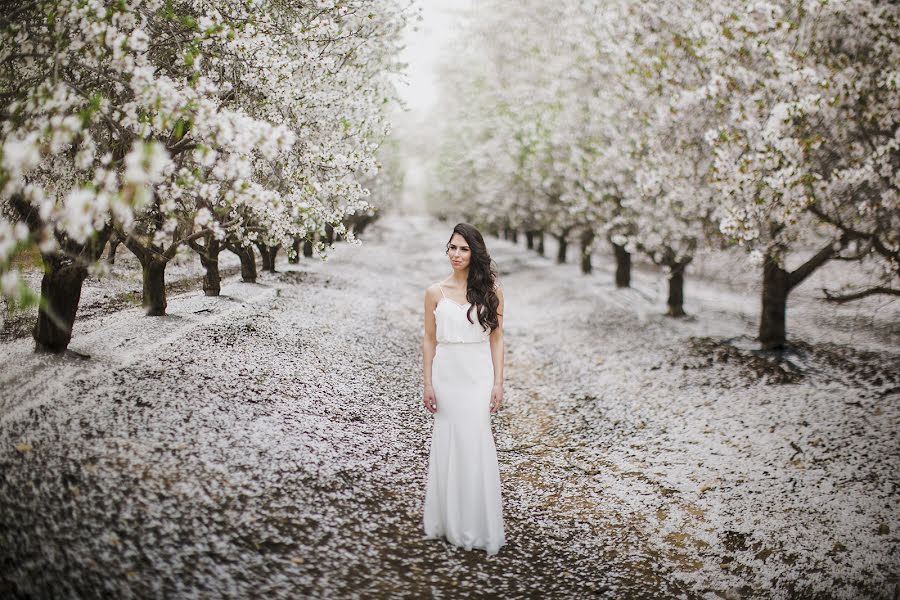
[807, 202, 898, 265]
[821, 286, 900, 304]
[788, 237, 844, 290]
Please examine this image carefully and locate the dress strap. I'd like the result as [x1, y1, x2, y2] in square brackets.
[437, 282, 446, 298]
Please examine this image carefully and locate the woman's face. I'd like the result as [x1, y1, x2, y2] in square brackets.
[447, 233, 471, 271]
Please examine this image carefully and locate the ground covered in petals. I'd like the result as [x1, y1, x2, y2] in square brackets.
[1, 215, 897, 599]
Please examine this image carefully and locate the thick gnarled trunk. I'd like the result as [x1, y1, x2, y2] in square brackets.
[197, 239, 221, 296]
[141, 257, 167, 316]
[227, 243, 257, 283]
[119, 234, 171, 316]
[759, 239, 842, 350]
[10, 194, 110, 352]
[32, 255, 89, 353]
[759, 249, 791, 351]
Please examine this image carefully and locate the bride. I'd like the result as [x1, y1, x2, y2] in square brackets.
[421, 222, 506, 556]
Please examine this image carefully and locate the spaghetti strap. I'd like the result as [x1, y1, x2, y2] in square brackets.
[437, 282, 446, 298]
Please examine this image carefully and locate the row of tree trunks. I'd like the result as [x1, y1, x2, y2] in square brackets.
[522, 226, 633, 287]
[19, 217, 325, 353]
[500, 218, 847, 350]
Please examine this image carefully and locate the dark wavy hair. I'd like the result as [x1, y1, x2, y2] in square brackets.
[446, 223, 501, 333]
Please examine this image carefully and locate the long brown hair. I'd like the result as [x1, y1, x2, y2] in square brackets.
[446, 223, 501, 333]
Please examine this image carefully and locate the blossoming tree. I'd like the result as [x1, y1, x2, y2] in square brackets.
[1, 0, 408, 351]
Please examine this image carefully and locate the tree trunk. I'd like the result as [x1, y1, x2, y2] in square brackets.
[759, 254, 789, 351]
[303, 238, 314, 258]
[612, 242, 631, 288]
[228, 244, 257, 283]
[260, 247, 273, 271]
[324, 224, 335, 245]
[27, 218, 111, 352]
[666, 263, 688, 317]
[536, 231, 545, 256]
[255, 243, 279, 272]
[580, 229, 595, 275]
[115, 230, 170, 316]
[32, 255, 89, 353]
[198, 239, 221, 297]
[142, 256, 167, 316]
[525, 230, 534, 250]
[510, 229, 518, 244]
[758, 238, 840, 350]
[555, 235, 568, 264]
[267, 245, 279, 272]
[289, 238, 301, 264]
[9, 191, 109, 353]
[107, 237, 120, 265]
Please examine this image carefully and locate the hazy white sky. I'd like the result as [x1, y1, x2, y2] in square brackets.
[394, 0, 473, 115]
[392, 1, 475, 214]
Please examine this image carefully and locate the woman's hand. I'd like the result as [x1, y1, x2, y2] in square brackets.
[490, 383, 503, 413]
[423, 384, 437, 414]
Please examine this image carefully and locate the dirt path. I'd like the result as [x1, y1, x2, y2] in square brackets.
[1, 214, 896, 599]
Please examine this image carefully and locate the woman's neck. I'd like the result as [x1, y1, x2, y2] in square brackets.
[448, 270, 468, 285]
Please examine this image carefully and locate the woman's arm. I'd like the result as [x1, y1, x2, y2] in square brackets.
[489, 285, 504, 413]
[422, 285, 438, 413]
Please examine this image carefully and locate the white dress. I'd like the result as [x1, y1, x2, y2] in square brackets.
[423, 283, 506, 555]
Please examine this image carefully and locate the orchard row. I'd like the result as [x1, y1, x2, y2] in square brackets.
[0, 0, 410, 352]
[430, 0, 898, 350]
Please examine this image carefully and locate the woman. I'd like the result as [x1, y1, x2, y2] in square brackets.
[422, 222, 506, 556]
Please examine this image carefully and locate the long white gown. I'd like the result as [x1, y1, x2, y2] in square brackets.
[423, 284, 506, 556]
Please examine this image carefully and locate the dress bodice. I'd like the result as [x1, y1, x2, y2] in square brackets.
[434, 298, 491, 344]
